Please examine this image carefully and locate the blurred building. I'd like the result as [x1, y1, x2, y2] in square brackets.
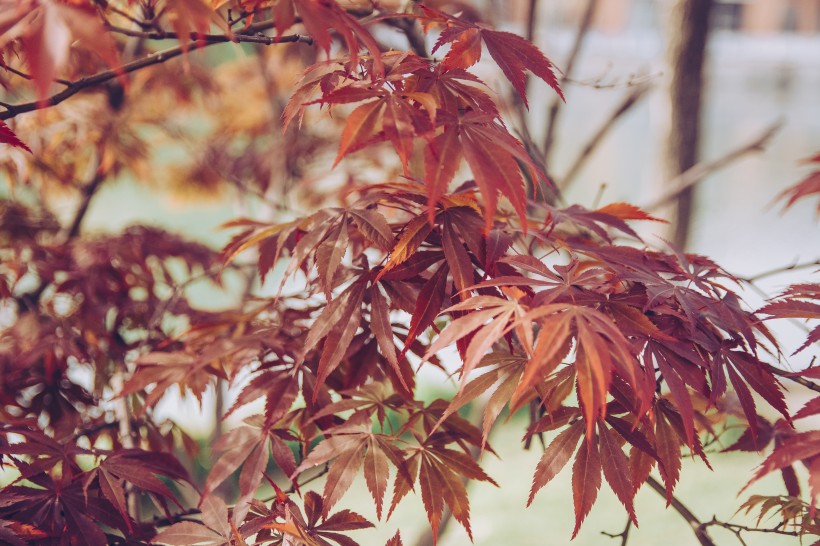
[509, 0, 820, 33]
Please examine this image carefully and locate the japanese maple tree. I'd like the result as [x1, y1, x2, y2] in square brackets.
[0, 1, 818, 545]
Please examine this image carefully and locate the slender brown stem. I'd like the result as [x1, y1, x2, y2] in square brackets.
[15, 163, 106, 311]
[542, 0, 599, 160]
[742, 259, 820, 283]
[644, 121, 782, 213]
[646, 475, 716, 546]
[383, 18, 428, 58]
[559, 82, 651, 191]
[563, 73, 659, 89]
[64, 170, 106, 240]
[96, 0, 154, 28]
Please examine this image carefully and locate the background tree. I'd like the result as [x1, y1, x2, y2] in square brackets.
[660, 0, 713, 249]
[0, 1, 818, 545]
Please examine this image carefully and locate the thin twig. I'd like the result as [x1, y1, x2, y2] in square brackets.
[0, 33, 312, 121]
[152, 463, 331, 529]
[644, 121, 782, 212]
[104, 22, 293, 42]
[602, 518, 633, 546]
[95, 0, 154, 28]
[701, 517, 801, 538]
[742, 259, 820, 283]
[645, 475, 716, 546]
[1, 63, 72, 86]
[542, 0, 599, 159]
[563, 72, 660, 89]
[383, 18, 428, 58]
[559, 82, 651, 191]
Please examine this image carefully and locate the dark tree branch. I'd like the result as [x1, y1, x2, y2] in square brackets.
[559, 82, 651, 191]
[383, 18, 428, 58]
[15, 163, 107, 311]
[104, 19, 304, 41]
[542, 0, 598, 160]
[644, 121, 781, 212]
[63, 169, 106, 240]
[646, 475, 716, 546]
[0, 31, 312, 121]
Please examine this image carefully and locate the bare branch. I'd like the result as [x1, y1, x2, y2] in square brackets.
[563, 72, 660, 89]
[0, 32, 313, 121]
[559, 82, 651, 191]
[96, 1, 153, 28]
[644, 121, 782, 212]
[542, 0, 599, 159]
[63, 169, 106, 241]
[646, 475, 716, 546]
[741, 258, 820, 283]
[383, 17, 428, 58]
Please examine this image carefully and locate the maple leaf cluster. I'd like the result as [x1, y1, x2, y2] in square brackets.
[0, 1, 819, 545]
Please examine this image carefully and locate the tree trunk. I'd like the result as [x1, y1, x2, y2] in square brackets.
[662, 0, 713, 249]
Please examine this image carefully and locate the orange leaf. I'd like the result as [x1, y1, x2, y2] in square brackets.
[596, 202, 666, 222]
